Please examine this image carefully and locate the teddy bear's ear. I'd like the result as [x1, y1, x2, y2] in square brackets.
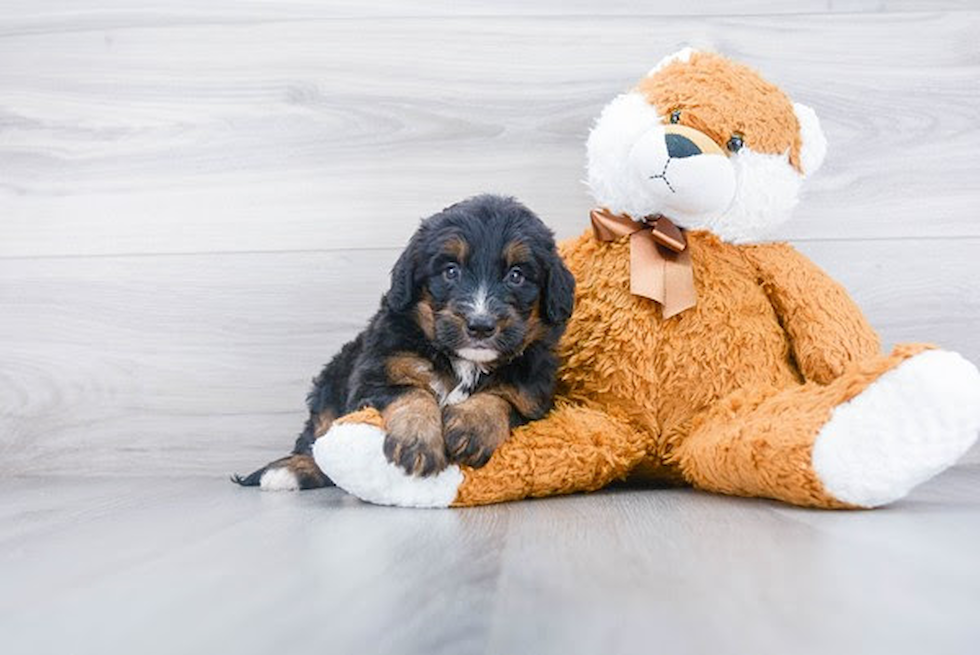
[793, 102, 828, 176]
[647, 47, 697, 75]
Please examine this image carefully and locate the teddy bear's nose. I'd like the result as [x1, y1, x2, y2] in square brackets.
[665, 133, 702, 159]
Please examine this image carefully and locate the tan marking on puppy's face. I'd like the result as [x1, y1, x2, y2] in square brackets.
[442, 236, 469, 264]
[636, 51, 804, 171]
[485, 302, 544, 366]
[503, 240, 531, 268]
[518, 304, 545, 352]
[415, 292, 437, 340]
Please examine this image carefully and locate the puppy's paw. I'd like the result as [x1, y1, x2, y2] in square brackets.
[383, 430, 447, 477]
[443, 394, 510, 468]
[382, 390, 447, 477]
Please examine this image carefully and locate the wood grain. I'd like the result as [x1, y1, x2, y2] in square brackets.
[2, 238, 976, 477]
[2, 0, 976, 34]
[1, 473, 978, 655]
[2, 11, 979, 258]
[0, 4, 977, 475]
[1, 5, 979, 653]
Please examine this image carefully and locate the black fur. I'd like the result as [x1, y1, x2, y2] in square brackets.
[233, 194, 574, 488]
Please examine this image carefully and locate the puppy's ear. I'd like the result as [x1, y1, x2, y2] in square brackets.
[542, 252, 575, 325]
[386, 231, 422, 312]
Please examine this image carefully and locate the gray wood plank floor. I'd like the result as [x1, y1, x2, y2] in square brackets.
[1, 2, 979, 653]
[2, 468, 979, 655]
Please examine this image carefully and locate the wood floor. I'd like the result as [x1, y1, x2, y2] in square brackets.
[1, 2, 979, 653]
[3, 469, 980, 655]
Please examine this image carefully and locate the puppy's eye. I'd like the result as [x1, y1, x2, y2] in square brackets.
[669, 110, 681, 124]
[727, 133, 744, 153]
[505, 267, 525, 286]
[443, 264, 460, 282]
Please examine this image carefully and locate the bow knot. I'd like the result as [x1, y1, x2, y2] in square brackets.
[590, 208, 697, 318]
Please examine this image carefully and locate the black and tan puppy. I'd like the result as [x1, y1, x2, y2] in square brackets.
[234, 195, 574, 490]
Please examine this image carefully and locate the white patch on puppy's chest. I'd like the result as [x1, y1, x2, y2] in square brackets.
[443, 358, 486, 406]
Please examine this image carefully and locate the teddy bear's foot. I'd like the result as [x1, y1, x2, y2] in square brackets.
[812, 350, 980, 508]
[313, 413, 464, 508]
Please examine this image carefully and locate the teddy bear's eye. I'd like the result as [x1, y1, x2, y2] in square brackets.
[727, 133, 744, 153]
[669, 110, 681, 124]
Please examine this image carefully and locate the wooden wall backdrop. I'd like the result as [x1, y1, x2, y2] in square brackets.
[1, 1, 978, 477]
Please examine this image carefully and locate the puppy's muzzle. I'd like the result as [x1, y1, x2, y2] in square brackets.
[465, 314, 498, 339]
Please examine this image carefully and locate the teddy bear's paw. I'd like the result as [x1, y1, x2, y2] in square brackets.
[812, 350, 980, 508]
[312, 420, 464, 508]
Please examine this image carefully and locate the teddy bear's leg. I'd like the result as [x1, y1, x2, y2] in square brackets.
[314, 404, 649, 507]
[675, 346, 980, 508]
[450, 403, 650, 506]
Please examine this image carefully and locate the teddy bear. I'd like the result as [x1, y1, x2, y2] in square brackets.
[312, 49, 980, 509]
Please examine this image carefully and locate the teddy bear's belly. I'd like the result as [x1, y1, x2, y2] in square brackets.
[557, 232, 801, 456]
[561, 290, 799, 412]
[645, 287, 801, 422]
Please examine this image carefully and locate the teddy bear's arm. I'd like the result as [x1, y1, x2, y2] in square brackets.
[744, 243, 880, 384]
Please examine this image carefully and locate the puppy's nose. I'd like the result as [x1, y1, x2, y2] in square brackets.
[665, 133, 702, 159]
[465, 315, 497, 339]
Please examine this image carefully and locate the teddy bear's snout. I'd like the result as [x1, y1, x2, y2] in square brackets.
[665, 133, 701, 159]
[626, 124, 737, 221]
[662, 124, 725, 158]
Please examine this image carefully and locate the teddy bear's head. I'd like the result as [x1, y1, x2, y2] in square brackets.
[586, 49, 827, 243]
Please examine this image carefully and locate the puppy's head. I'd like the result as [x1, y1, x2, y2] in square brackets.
[386, 195, 574, 366]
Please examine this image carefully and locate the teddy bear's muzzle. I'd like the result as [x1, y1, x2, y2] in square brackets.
[664, 133, 701, 158]
[627, 124, 736, 222]
[663, 124, 725, 158]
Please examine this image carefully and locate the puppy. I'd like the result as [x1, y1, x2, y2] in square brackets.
[234, 195, 575, 490]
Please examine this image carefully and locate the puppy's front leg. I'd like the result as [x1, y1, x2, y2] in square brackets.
[382, 388, 447, 477]
[442, 393, 512, 468]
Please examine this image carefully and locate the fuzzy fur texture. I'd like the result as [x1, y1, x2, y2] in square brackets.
[792, 102, 827, 175]
[315, 410, 464, 508]
[235, 194, 573, 489]
[259, 467, 301, 492]
[587, 50, 826, 243]
[586, 92, 667, 219]
[812, 349, 980, 507]
[314, 51, 980, 509]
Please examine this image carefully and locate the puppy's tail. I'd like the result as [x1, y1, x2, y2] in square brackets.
[230, 469, 263, 487]
[230, 454, 333, 491]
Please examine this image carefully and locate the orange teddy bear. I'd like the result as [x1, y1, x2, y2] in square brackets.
[313, 49, 980, 509]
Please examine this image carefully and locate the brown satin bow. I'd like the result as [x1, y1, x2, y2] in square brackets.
[590, 208, 697, 318]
